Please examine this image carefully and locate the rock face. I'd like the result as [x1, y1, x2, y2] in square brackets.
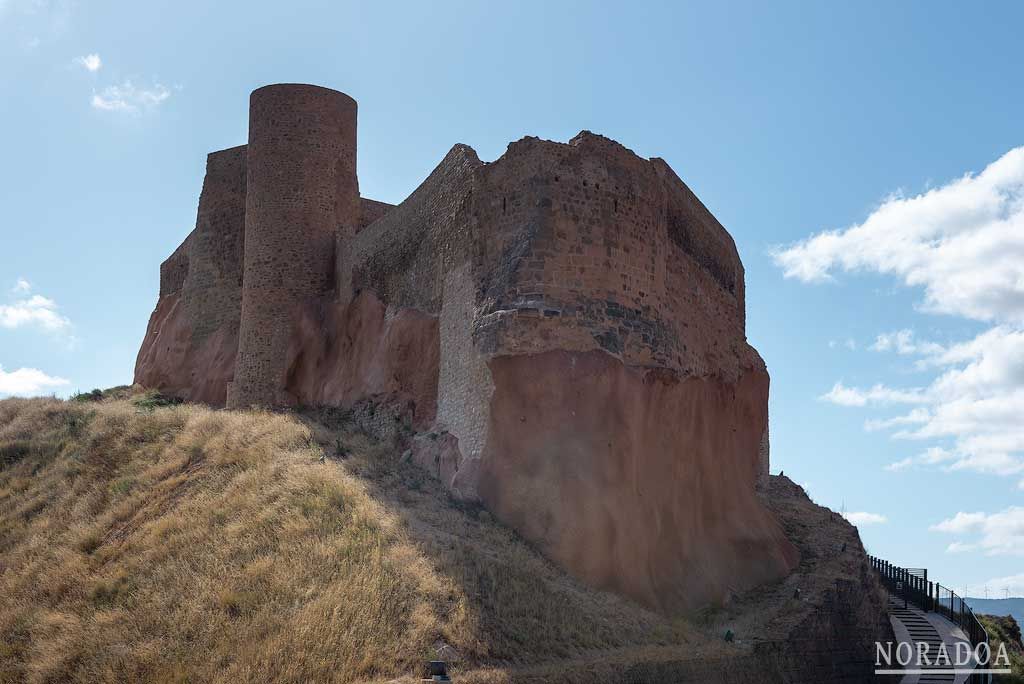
[135, 83, 798, 613]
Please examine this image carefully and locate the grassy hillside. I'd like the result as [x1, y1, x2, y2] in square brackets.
[0, 393, 708, 684]
[979, 614, 1024, 683]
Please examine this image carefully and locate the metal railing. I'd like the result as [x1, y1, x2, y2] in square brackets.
[869, 555, 991, 684]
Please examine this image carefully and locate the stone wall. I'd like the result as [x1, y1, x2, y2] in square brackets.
[357, 197, 395, 233]
[333, 144, 491, 493]
[337, 143, 481, 314]
[158, 234, 191, 297]
[182, 145, 247, 345]
[473, 132, 752, 380]
[228, 84, 360, 409]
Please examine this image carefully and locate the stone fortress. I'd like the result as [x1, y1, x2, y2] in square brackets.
[136, 83, 799, 614]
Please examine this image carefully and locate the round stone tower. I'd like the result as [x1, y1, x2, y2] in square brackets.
[227, 84, 359, 408]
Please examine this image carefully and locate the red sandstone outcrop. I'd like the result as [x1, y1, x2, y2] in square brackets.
[284, 291, 439, 429]
[135, 84, 798, 614]
[482, 351, 790, 613]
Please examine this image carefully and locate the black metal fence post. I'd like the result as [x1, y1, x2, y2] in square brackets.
[902, 568, 908, 609]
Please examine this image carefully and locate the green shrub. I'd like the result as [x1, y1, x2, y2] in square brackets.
[131, 391, 184, 411]
[71, 389, 104, 403]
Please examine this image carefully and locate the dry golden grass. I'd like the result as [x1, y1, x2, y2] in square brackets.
[0, 394, 693, 684]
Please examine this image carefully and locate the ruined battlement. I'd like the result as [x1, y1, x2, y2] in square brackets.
[135, 84, 796, 614]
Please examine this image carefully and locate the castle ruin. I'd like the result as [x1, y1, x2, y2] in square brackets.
[135, 83, 798, 613]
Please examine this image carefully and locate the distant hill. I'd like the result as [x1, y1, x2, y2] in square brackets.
[967, 597, 1024, 621]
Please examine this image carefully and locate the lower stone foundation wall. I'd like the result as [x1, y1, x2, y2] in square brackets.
[435, 263, 493, 501]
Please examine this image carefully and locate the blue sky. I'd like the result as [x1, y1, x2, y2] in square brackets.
[1, 0, 1021, 597]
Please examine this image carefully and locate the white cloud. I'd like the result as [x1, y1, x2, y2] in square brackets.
[843, 511, 888, 526]
[91, 80, 170, 113]
[866, 407, 931, 432]
[0, 294, 71, 332]
[945, 541, 977, 554]
[772, 146, 1024, 323]
[884, 446, 956, 472]
[74, 53, 101, 72]
[775, 148, 1024, 485]
[0, 365, 69, 396]
[931, 511, 988, 534]
[0, 280, 74, 345]
[931, 507, 1024, 556]
[874, 327, 1024, 478]
[0, 294, 70, 333]
[871, 329, 944, 356]
[820, 381, 927, 407]
[883, 457, 912, 472]
[828, 338, 858, 350]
